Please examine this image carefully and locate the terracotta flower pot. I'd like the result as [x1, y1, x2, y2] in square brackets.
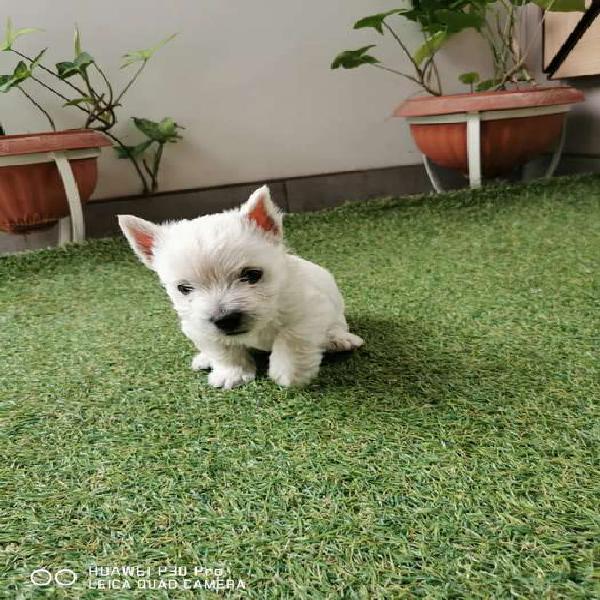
[395, 86, 584, 178]
[0, 129, 112, 233]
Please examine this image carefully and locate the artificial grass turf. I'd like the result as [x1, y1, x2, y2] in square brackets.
[0, 175, 599, 599]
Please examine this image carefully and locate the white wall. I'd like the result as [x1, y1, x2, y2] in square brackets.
[0, 1, 491, 199]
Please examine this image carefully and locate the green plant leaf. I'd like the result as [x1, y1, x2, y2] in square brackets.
[353, 10, 405, 34]
[0, 18, 41, 51]
[413, 31, 448, 65]
[63, 96, 95, 107]
[0, 75, 15, 93]
[459, 71, 480, 85]
[133, 117, 183, 143]
[132, 118, 162, 141]
[121, 33, 177, 68]
[331, 45, 379, 70]
[158, 117, 184, 140]
[530, 0, 585, 11]
[0, 60, 32, 92]
[74, 26, 82, 56]
[115, 140, 153, 159]
[56, 51, 94, 79]
[433, 9, 485, 33]
[0, 47, 45, 93]
[114, 146, 129, 159]
[476, 78, 501, 92]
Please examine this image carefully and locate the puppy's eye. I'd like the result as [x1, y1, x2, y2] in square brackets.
[240, 268, 263, 284]
[177, 283, 194, 295]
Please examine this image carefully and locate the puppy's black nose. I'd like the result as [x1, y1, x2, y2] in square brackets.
[212, 311, 244, 334]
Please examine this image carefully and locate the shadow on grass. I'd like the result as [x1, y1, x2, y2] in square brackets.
[312, 314, 473, 405]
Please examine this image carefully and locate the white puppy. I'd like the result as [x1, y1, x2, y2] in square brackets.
[118, 185, 363, 388]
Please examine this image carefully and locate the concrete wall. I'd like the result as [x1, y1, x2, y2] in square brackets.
[0, 0, 491, 199]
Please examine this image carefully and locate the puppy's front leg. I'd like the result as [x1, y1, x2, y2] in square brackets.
[269, 334, 323, 387]
[204, 344, 256, 389]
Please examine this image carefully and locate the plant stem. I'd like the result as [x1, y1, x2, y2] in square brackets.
[150, 143, 164, 192]
[10, 48, 87, 96]
[29, 74, 74, 104]
[142, 157, 153, 180]
[18, 86, 56, 131]
[482, 21, 503, 81]
[12, 47, 113, 129]
[424, 57, 443, 96]
[94, 62, 114, 105]
[382, 22, 422, 78]
[115, 61, 146, 104]
[103, 130, 150, 194]
[497, 4, 514, 76]
[76, 66, 117, 130]
[372, 64, 441, 96]
[91, 64, 116, 128]
[80, 69, 108, 126]
[84, 93, 108, 128]
[493, 3, 553, 90]
[28, 73, 112, 128]
[432, 59, 442, 95]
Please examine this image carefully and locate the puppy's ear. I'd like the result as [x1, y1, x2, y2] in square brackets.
[240, 185, 282, 239]
[118, 215, 161, 268]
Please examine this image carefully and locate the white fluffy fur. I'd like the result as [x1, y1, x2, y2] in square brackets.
[118, 185, 363, 388]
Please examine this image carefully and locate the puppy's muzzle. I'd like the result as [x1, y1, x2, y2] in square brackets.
[212, 311, 245, 335]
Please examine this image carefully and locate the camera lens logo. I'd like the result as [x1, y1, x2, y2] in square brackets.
[30, 568, 78, 587]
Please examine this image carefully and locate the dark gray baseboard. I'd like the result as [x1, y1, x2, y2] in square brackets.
[0, 164, 431, 254]
[556, 154, 600, 176]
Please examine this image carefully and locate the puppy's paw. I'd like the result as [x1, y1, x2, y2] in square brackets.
[326, 331, 364, 352]
[268, 364, 316, 388]
[191, 352, 211, 371]
[208, 366, 255, 389]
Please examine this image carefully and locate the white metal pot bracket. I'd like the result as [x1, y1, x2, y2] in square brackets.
[408, 104, 571, 193]
[0, 147, 102, 246]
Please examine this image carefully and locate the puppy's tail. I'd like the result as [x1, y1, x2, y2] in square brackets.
[325, 330, 364, 353]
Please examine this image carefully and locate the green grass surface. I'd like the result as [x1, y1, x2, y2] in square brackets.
[1, 175, 599, 598]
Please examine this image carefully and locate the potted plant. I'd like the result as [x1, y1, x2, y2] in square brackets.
[332, 1, 585, 188]
[0, 19, 183, 234]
